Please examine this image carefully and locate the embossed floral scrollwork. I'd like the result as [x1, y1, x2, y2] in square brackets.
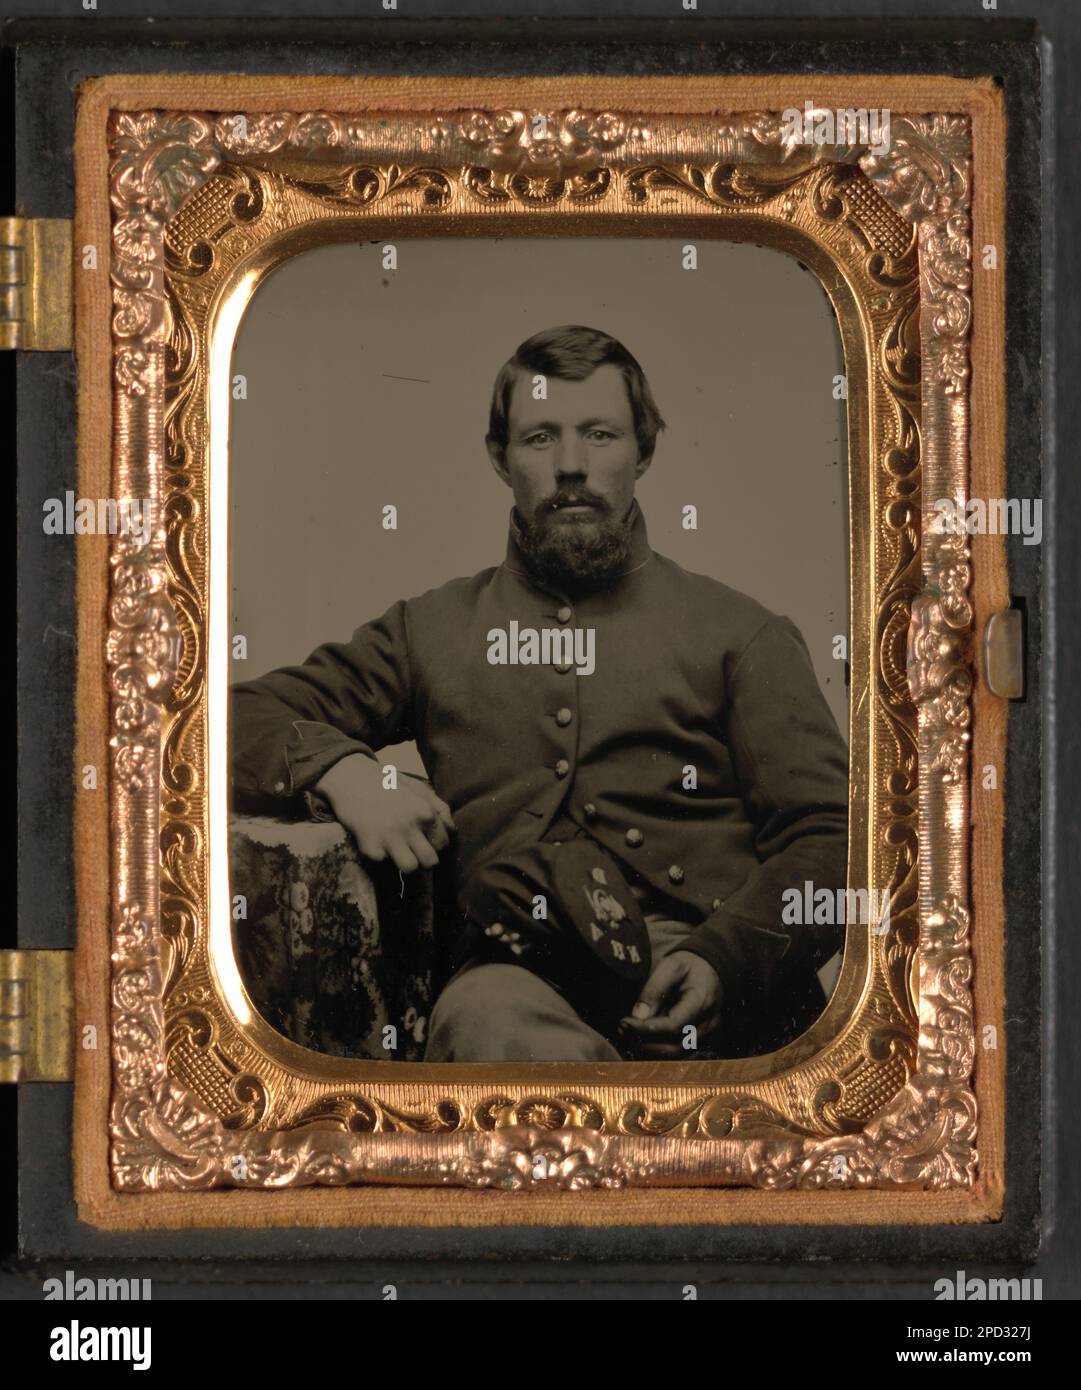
[460, 108, 641, 178]
[286, 1094, 465, 1134]
[907, 593, 973, 785]
[104, 106, 978, 1195]
[112, 113, 220, 223]
[110, 113, 220, 397]
[111, 903, 167, 1095]
[112, 1076, 224, 1190]
[861, 115, 969, 224]
[107, 539, 182, 794]
[862, 116, 972, 401]
[456, 1126, 629, 1191]
[474, 1094, 605, 1131]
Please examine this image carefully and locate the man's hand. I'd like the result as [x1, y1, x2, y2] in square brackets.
[619, 950, 722, 1059]
[314, 754, 454, 874]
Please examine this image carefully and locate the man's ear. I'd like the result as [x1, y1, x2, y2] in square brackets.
[487, 436, 511, 487]
[635, 451, 654, 481]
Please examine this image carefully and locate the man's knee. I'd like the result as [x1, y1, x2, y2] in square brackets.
[424, 963, 619, 1062]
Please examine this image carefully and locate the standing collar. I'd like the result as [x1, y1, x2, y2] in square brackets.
[503, 498, 653, 594]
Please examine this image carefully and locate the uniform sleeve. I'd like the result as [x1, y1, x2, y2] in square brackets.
[230, 600, 414, 807]
[681, 615, 849, 1008]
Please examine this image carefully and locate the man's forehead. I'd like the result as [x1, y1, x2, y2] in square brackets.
[508, 363, 633, 423]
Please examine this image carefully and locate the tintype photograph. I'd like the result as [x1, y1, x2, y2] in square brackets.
[6, 10, 1067, 1303]
[68, 76, 996, 1208]
[7, 0, 1077, 1334]
[227, 239, 852, 1067]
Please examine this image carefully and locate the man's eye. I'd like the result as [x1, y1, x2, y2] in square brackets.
[524, 432, 553, 447]
[587, 430, 616, 442]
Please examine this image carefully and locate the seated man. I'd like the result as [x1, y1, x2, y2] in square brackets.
[231, 324, 849, 1061]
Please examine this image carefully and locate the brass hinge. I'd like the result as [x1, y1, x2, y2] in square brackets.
[0, 950, 74, 1082]
[0, 217, 73, 351]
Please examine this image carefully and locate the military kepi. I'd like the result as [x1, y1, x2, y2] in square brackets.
[458, 840, 652, 1032]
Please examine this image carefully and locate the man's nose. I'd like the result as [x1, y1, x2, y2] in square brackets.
[553, 439, 588, 479]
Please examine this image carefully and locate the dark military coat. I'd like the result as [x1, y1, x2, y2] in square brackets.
[232, 505, 849, 1052]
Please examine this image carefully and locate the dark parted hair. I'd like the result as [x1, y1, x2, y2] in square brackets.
[486, 325, 666, 462]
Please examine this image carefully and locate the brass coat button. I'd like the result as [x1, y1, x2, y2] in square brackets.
[554, 759, 570, 778]
[668, 864, 685, 884]
[625, 828, 643, 847]
[583, 802, 597, 820]
[557, 605, 573, 623]
[554, 662, 572, 674]
[555, 707, 573, 726]
[712, 898, 722, 911]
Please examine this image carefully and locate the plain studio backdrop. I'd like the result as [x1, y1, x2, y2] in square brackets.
[230, 237, 850, 778]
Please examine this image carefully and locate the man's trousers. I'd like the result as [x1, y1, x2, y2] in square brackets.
[424, 917, 692, 1062]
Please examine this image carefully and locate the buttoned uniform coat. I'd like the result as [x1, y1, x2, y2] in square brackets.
[231, 505, 850, 1055]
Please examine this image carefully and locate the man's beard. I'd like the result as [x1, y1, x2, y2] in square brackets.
[514, 488, 633, 591]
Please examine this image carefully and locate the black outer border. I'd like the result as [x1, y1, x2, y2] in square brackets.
[6, 6, 1075, 1297]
